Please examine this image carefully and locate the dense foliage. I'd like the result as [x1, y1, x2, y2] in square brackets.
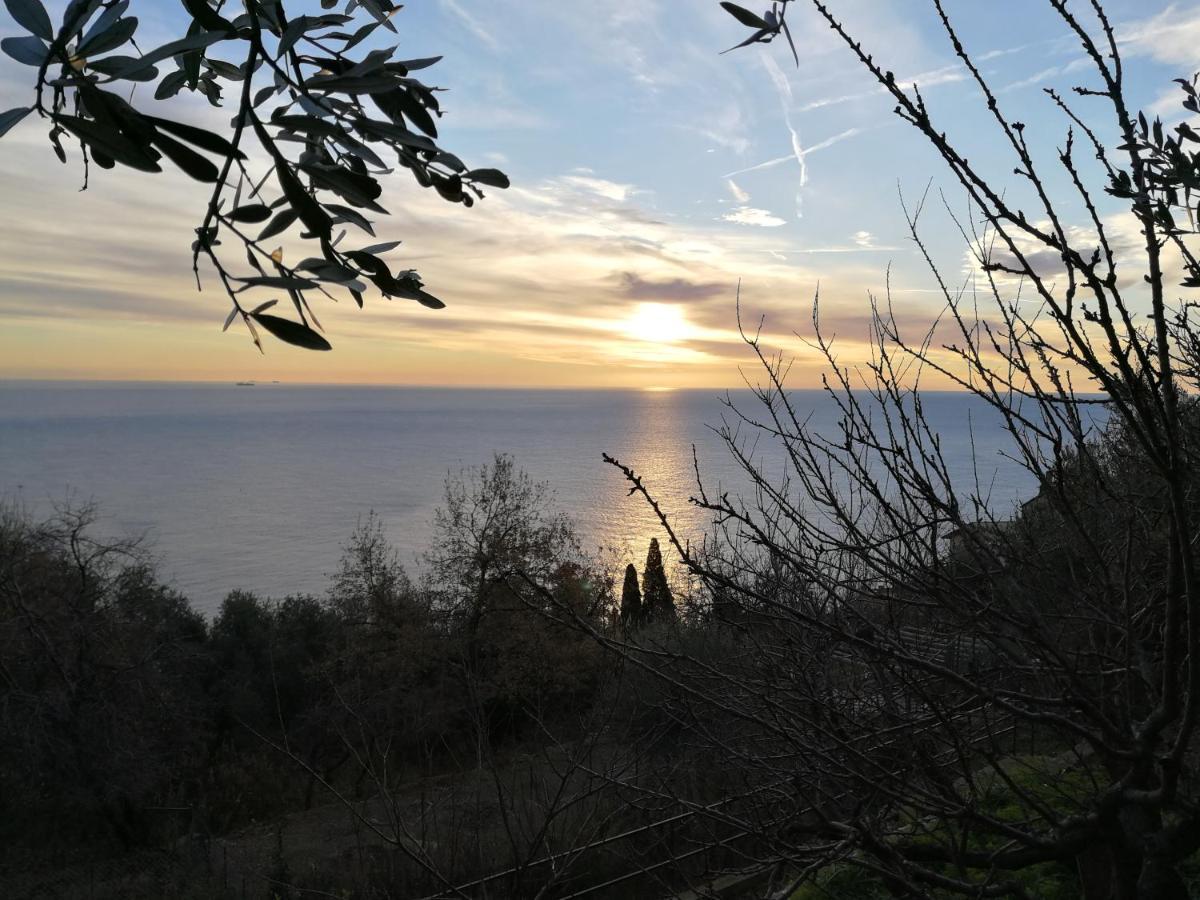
[0, 456, 622, 896]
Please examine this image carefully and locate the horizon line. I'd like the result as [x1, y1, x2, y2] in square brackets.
[0, 376, 1035, 395]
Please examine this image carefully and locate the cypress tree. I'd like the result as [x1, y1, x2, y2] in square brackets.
[641, 538, 675, 623]
[620, 563, 642, 629]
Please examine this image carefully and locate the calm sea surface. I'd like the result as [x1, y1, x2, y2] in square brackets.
[0, 382, 1040, 615]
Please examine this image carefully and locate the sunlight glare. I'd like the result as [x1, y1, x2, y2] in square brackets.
[626, 303, 689, 344]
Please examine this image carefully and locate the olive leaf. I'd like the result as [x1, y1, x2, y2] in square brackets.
[0, 105, 32, 139]
[75, 16, 138, 58]
[719, 2, 770, 29]
[3, 0, 52, 41]
[1, 34, 47, 65]
[250, 312, 332, 350]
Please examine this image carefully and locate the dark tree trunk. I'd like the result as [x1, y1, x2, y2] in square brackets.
[1136, 854, 1187, 900]
[1076, 841, 1123, 899]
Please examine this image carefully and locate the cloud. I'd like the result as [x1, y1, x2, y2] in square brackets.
[773, 245, 900, 255]
[723, 153, 796, 179]
[437, 72, 547, 131]
[854, 231, 874, 249]
[515, 0, 695, 91]
[556, 175, 638, 203]
[802, 127, 863, 156]
[999, 65, 1072, 94]
[0, 276, 211, 323]
[898, 62, 970, 90]
[721, 207, 787, 227]
[799, 61, 968, 112]
[1114, 4, 1200, 120]
[691, 103, 754, 155]
[0, 0, 969, 386]
[1117, 4, 1200, 69]
[617, 272, 728, 301]
[723, 128, 863, 179]
[958, 213, 1153, 296]
[442, 100, 546, 130]
[1149, 86, 1189, 118]
[439, 0, 500, 51]
[761, 52, 808, 217]
[978, 45, 1030, 62]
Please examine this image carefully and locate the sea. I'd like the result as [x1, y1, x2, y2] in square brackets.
[0, 382, 1044, 615]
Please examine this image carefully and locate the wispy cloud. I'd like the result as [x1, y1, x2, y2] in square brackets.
[721, 207, 787, 227]
[761, 53, 808, 217]
[1117, 3, 1200, 68]
[689, 102, 753, 155]
[1112, 5, 1200, 118]
[722, 127, 862, 179]
[726, 178, 750, 203]
[722, 153, 794, 178]
[439, 0, 500, 50]
[761, 230, 903, 255]
[803, 127, 863, 156]
[978, 45, 1029, 62]
[556, 174, 638, 203]
[799, 61, 968, 112]
[999, 65, 1068, 94]
[774, 245, 899, 255]
[617, 272, 728, 300]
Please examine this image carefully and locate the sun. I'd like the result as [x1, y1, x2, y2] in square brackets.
[625, 303, 689, 343]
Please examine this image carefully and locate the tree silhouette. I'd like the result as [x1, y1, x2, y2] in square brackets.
[0, 0, 508, 351]
[619, 562, 641, 629]
[640, 537, 673, 623]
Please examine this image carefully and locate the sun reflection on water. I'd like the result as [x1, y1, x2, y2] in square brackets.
[594, 389, 719, 581]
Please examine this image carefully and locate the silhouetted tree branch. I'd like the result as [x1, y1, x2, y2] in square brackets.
[0, 0, 509, 351]
[559, 3, 1200, 897]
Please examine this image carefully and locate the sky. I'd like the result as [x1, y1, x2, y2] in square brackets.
[1, 0, 1199, 387]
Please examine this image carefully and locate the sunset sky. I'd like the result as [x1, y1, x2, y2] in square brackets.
[1, 0, 1198, 387]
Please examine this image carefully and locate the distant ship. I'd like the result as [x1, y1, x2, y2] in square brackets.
[235, 381, 255, 386]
